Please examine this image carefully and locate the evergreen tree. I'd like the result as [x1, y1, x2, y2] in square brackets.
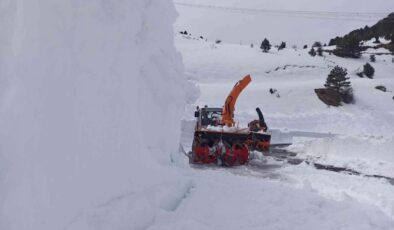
[324, 66, 351, 92]
[308, 48, 316, 57]
[329, 37, 341, 46]
[312, 41, 322, 48]
[333, 35, 361, 58]
[260, 38, 271, 52]
[278, 41, 286, 51]
[370, 54, 376, 62]
[373, 35, 381, 44]
[317, 47, 323, 56]
[363, 63, 375, 78]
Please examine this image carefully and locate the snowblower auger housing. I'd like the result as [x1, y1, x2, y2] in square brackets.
[189, 75, 271, 166]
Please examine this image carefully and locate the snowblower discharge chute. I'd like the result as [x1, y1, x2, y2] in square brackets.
[190, 75, 271, 166]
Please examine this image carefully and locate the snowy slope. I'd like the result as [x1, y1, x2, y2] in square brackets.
[179, 36, 394, 136]
[0, 1, 190, 229]
[174, 0, 394, 46]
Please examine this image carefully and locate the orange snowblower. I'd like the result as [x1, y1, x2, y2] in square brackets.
[189, 75, 271, 166]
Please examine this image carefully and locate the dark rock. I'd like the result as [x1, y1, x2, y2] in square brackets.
[375, 85, 387, 92]
[341, 88, 355, 104]
[314, 88, 342, 107]
[356, 72, 364, 78]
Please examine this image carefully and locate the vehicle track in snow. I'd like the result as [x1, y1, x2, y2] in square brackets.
[268, 147, 394, 185]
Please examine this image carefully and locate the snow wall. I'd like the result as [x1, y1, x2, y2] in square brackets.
[0, 1, 190, 229]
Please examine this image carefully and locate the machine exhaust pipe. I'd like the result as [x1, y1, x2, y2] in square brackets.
[256, 107, 268, 131]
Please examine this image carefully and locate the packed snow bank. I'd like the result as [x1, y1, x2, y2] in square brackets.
[0, 1, 189, 230]
[288, 136, 394, 178]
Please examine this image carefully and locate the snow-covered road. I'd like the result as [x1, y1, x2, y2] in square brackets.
[177, 111, 394, 230]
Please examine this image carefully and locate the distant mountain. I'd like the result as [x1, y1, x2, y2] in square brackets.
[329, 13, 394, 46]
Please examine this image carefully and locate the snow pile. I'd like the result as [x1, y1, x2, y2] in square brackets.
[205, 125, 250, 133]
[0, 1, 189, 230]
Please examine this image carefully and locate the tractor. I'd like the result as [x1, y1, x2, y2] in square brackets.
[189, 75, 271, 166]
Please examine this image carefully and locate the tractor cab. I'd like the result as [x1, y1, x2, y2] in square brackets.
[194, 106, 223, 130]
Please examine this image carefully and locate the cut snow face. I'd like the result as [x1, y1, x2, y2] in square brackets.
[0, 1, 190, 230]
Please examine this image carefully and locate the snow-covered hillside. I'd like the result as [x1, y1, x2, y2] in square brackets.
[174, 0, 394, 46]
[179, 36, 394, 136]
[0, 1, 190, 229]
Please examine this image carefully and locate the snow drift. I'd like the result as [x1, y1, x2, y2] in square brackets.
[0, 1, 189, 229]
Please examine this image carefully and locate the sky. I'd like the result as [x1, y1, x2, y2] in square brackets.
[174, 0, 394, 46]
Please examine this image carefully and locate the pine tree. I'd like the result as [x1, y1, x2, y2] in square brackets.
[317, 47, 323, 56]
[312, 41, 322, 48]
[324, 66, 351, 92]
[329, 37, 340, 46]
[363, 63, 375, 78]
[370, 54, 376, 62]
[278, 41, 286, 51]
[333, 35, 361, 58]
[373, 35, 380, 44]
[308, 48, 316, 57]
[260, 38, 271, 52]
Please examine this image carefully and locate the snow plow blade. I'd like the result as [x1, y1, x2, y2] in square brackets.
[194, 130, 271, 148]
[190, 130, 271, 166]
